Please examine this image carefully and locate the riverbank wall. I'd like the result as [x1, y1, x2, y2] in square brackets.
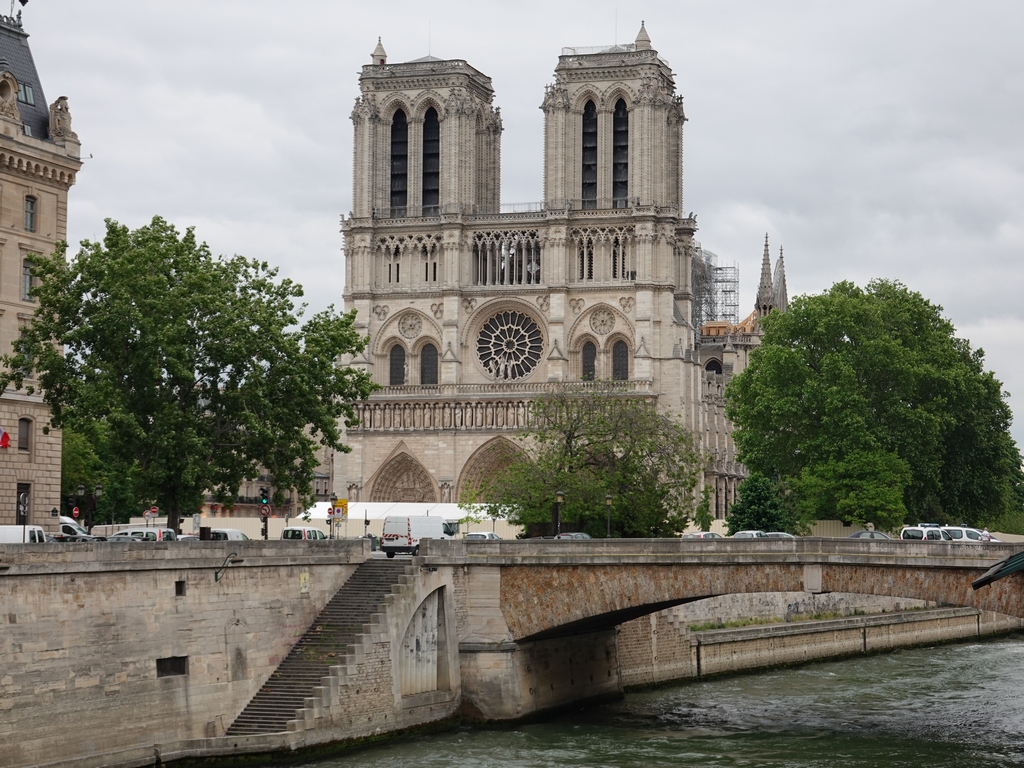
[618, 605, 1022, 688]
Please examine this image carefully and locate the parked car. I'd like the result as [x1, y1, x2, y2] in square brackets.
[683, 532, 724, 539]
[47, 534, 102, 543]
[941, 526, 999, 543]
[554, 532, 593, 539]
[57, 516, 104, 540]
[281, 527, 327, 541]
[899, 526, 952, 541]
[848, 530, 892, 539]
[732, 530, 769, 538]
[210, 528, 249, 541]
[465, 532, 501, 540]
[106, 527, 177, 542]
[381, 516, 452, 557]
[766, 532, 797, 539]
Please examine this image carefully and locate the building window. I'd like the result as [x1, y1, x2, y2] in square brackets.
[21, 259, 35, 301]
[24, 196, 36, 232]
[175, 581, 187, 597]
[389, 344, 406, 386]
[612, 99, 629, 207]
[705, 360, 723, 374]
[422, 107, 440, 215]
[17, 418, 30, 451]
[22, 124, 32, 137]
[582, 342, 597, 381]
[612, 340, 629, 381]
[581, 101, 597, 209]
[390, 110, 408, 215]
[578, 237, 594, 281]
[16, 483, 29, 525]
[17, 82, 34, 105]
[156, 656, 189, 677]
[420, 343, 438, 385]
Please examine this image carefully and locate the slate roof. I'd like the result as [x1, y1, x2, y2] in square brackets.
[0, 15, 50, 142]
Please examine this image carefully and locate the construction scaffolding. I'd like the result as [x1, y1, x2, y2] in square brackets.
[690, 243, 740, 328]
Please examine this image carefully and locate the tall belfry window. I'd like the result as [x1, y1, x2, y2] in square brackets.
[612, 340, 629, 380]
[422, 108, 440, 215]
[390, 110, 409, 215]
[612, 99, 628, 207]
[581, 101, 597, 209]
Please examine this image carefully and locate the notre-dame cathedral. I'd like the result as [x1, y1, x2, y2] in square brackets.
[338, 24, 786, 519]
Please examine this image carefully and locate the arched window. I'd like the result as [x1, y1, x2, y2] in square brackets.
[390, 110, 408, 214]
[389, 344, 406, 386]
[612, 340, 629, 381]
[420, 343, 438, 385]
[581, 100, 597, 209]
[422, 107, 440, 215]
[17, 417, 30, 451]
[612, 99, 628, 207]
[582, 342, 597, 381]
[705, 359, 723, 374]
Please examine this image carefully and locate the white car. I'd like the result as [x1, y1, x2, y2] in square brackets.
[107, 527, 177, 542]
[732, 530, 769, 538]
[899, 526, 952, 541]
[941, 526, 999, 543]
[210, 528, 249, 541]
[465, 532, 501, 540]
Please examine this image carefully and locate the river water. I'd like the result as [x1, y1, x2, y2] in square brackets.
[300, 634, 1024, 767]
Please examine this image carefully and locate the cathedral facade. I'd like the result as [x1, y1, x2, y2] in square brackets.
[339, 25, 782, 517]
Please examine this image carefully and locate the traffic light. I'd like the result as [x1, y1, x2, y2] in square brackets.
[259, 487, 269, 505]
[261, 515, 268, 540]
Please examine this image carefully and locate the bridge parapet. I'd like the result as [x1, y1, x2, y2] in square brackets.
[418, 537, 1020, 570]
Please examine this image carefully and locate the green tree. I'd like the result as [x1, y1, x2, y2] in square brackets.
[1, 216, 375, 531]
[472, 384, 705, 537]
[725, 474, 792, 534]
[726, 280, 1023, 531]
[693, 486, 714, 532]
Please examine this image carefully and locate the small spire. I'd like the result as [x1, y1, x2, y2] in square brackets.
[371, 37, 387, 65]
[635, 21, 652, 51]
[756, 234, 776, 318]
[773, 246, 789, 313]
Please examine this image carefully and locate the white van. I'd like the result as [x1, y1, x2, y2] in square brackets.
[0, 525, 47, 543]
[281, 527, 326, 540]
[106, 527, 177, 542]
[210, 528, 249, 541]
[381, 516, 453, 558]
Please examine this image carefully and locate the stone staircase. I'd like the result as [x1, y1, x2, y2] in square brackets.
[226, 559, 409, 736]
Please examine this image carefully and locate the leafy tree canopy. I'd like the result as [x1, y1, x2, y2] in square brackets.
[726, 279, 1023, 531]
[469, 384, 706, 537]
[725, 474, 793, 535]
[1, 216, 374, 530]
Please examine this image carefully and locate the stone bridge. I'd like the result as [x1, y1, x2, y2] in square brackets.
[2, 537, 1023, 768]
[418, 537, 1024, 719]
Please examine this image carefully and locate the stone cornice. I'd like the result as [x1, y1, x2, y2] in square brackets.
[0, 140, 81, 190]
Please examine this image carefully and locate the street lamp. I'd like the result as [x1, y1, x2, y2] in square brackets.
[555, 490, 564, 536]
[330, 493, 338, 539]
[94, 485, 103, 532]
[606, 494, 613, 538]
[76, 484, 85, 524]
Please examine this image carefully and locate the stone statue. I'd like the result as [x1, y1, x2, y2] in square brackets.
[49, 96, 77, 140]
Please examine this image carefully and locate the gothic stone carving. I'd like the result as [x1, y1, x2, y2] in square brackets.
[569, 298, 585, 315]
[462, 298, 477, 313]
[431, 303, 444, 319]
[398, 313, 422, 339]
[536, 295, 550, 313]
[590, 309, 615, 335]
[477, 310, 543, 381]
[373, 305, 390, 320]
[48, 96, 77, 141]
[619, 297, 635, 313]
[0, 72, 20, 121]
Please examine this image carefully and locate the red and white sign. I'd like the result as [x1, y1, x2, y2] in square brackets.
[259, 504, 270, 517]
[72, 507, 79, 519]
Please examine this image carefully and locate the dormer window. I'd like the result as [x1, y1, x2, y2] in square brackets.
[17, 82, 34, 105]
[22, 124, 31, 136]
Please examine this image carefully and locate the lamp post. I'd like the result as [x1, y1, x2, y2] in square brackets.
[94, 485, 103, 533]
[76, 484, 84, 524]
[606, 493, 613, 538]
[555, 490, 564, 537]
[330, 493, 338, 539]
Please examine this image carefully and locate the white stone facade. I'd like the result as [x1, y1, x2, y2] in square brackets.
[339, 26, 761, 514]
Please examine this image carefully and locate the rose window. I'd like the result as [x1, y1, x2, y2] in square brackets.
[477, 310, 543, 380]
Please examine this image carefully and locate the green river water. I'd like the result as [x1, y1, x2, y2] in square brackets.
[296, 634, 1024, 767]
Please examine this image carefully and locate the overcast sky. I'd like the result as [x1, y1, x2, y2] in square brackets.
[20, 1, 1024, 443]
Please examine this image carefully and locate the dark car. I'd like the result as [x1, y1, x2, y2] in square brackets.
[47, 533, 106, 542]
[849, 530, 892, 540]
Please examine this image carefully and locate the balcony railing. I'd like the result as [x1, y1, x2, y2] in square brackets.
[367, 198, 676, 221]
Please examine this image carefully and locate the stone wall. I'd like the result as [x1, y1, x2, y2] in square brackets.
[618, 606, 1022, 687]
[0, 540, 368, 768]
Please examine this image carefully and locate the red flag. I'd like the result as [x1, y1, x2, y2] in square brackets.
[0, 427, 9, 449]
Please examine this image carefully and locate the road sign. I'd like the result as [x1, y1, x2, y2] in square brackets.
[259, 504, 270, 517]
[72, 507, 79, 519]
[337, 499, 348, 520]
[150, 506, 158, 514]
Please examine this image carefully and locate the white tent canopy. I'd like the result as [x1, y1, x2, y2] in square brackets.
[300, 502, 486, 521]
